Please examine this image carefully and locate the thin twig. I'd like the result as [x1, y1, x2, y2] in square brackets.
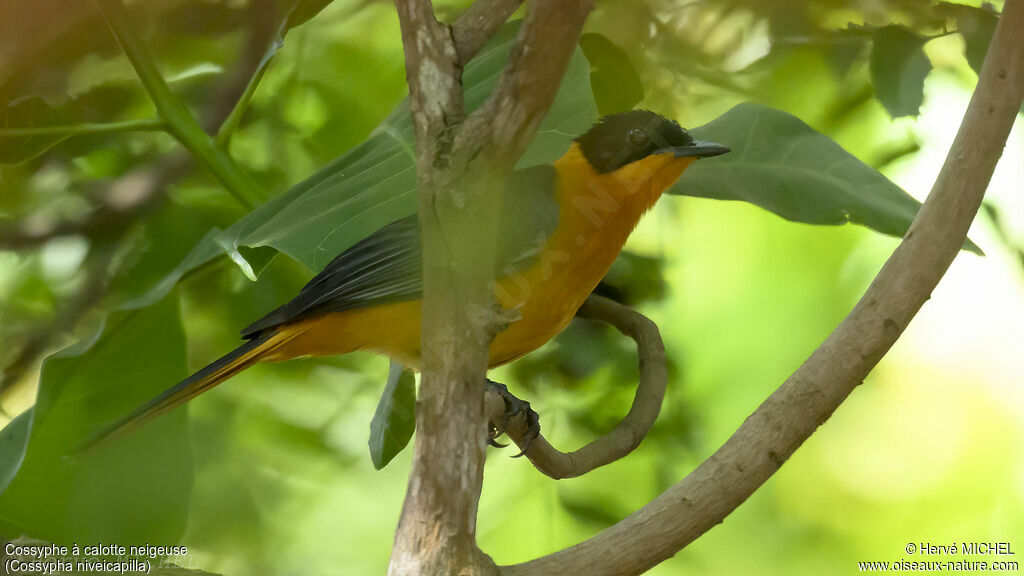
[486, 295, 667, 479]
[213, 0, 291, 146]
[450, 0, 523, 65]
[0, 118, 167, 137]
[461, 0, 594, 172]
[503, 0, 1024, 573]
[93, 0, 263, 209]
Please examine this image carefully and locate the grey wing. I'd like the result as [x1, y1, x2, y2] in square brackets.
[495, 164, 559, 275]
[240, 215, 422, 338]
[240, 164, 558, 339]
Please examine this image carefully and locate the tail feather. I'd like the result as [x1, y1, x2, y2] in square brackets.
[74, 329, 295, 454]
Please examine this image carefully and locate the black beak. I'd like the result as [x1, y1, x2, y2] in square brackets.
[657, 140, 730, 158]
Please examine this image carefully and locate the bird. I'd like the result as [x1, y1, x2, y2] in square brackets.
[80, 109, 728, 451]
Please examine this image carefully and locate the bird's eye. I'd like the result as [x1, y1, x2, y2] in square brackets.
[627, 128, 649, 148]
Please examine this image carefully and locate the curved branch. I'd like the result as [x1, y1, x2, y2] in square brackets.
[503, 1, 1024, 574]
[486, 295, 667, 479]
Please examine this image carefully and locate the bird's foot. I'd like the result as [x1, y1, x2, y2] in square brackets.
[486, 380, 540, 457]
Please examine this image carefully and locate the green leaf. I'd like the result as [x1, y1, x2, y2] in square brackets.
[869, 26, 933, 118]
[579, 33, 644, 116]
[675, 103, 981, 254]
[0, 97, 69, 165]
[958, 7, 999, 74]
[0, 294, 193, 545]
[0, 410, 32, 494]
[285, 0, 336, 30]
[217, 22, 597, 272]
[934, 2, 1000, 75]
[109, 21, 597, 314]
[112, 229, 226, 310]
[369, 361, 416, 470]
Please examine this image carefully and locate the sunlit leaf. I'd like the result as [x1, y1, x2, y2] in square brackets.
[935, 2, 999, 75]
[579, 33, 644, 116]
[0, 97, 69, 165]
[869, 25, 932, 118]
[675, 103, 981, 253]
[369, 361, 416, 470]
[0, 294, 192, 544]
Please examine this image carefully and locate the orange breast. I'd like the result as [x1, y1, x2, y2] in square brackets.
[266, 146, 693, 369]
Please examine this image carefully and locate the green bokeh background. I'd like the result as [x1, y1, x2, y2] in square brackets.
[1, 0, 1022, 574]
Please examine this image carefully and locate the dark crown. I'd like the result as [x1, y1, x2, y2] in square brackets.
[574, 110, 694, 174]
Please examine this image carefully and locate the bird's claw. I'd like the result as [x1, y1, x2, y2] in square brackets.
[486, 380, 541, 457]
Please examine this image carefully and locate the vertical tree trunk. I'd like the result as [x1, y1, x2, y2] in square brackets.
[387, 2, 592, 573]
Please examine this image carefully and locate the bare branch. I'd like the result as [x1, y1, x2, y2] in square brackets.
[451, 0, 523, 65]
[389, 3, 491, 575]
[462, 0, 593, 171]
[389, 2, 593, 574]
[486, 295, 667, 479]
[393, 0, 463, 167]
[503, 1, 1024, 574]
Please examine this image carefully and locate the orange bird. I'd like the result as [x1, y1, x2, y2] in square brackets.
[85, 110, 728, 448]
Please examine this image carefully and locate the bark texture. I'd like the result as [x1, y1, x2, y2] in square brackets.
[388, 2, 593, 574]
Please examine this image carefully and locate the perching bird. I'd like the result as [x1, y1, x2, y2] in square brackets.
[83, 110, 728, 449]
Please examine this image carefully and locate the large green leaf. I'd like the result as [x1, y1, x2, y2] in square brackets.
[368, 361, 416, 470]
[579, 33, 645, 116]
[869, 26, 933, 118]
[0, 97, 69, 165]
[675, 103, 980, 253]
[0, 294, 192, 545]
[215, 23, 597, 273]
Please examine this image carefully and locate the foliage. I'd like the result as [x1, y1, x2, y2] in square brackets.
[0, 0, 1019, 574]
[369, 362, 416, 470]
[0, 98, 69, 165]
[679, 103, 981, 252]
[869, 25, 934, 118]
[0, 295, 191, 545]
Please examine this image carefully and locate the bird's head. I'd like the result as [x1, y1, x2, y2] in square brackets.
[574, 110, 729, 175]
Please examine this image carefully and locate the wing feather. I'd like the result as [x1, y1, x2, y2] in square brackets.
[241, 165, 558, 338]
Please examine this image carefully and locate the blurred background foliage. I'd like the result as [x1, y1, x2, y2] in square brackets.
[0, 0, 1022, 574]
